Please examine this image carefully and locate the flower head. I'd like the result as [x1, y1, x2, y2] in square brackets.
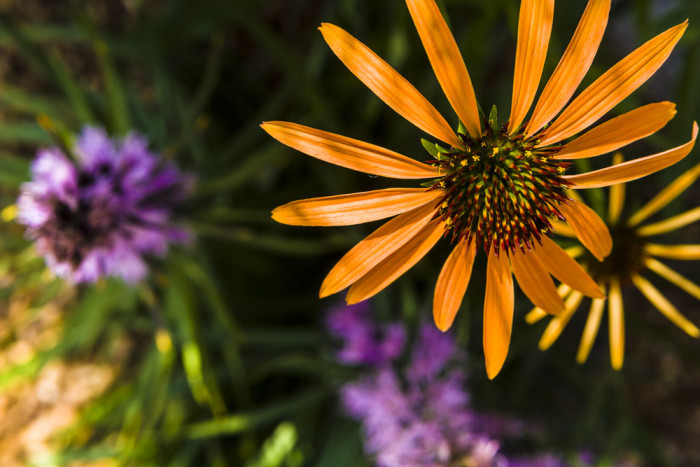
[527, 155, 700, 370]
[264, 0, 696, 378]
[326, 301, 405, 365]
[340, 321, 503, 467]
[18, 126, 192, 283]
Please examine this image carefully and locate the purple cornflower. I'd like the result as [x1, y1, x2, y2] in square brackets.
[332, 306, 504, 467]
[18, 126, 192, 283]
[326, 301, 405, 366]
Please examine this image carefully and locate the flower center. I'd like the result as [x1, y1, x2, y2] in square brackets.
[426, 117, 570, 256]
[584, 223, 647, 284]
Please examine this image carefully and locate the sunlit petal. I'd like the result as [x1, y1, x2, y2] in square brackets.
[261, 122, 439, 179]
[539, 22, 688, 146]
[525, 284, 573, 324]
[510, 0, 555, 133]
[526, 0, 610, 135]
[346, 219, 445, 304]
[537, 236, 604, 298]
[272, 188, 442, 226]
[320, 23, 461, 147]
[608, 153, 626, 224]
[320, 202, 438, 297]
[511, 248, 565, 315]
[554, 102, 676, 159]
[483, 251, 514, 380]
[406, 0, 481, 137]
[565, 122, 698, 189]
[433, 240, 477, 331]
[559, 200, 612, 261]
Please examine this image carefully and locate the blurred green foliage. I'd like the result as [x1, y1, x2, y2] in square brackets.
[0, 0, 698, 465]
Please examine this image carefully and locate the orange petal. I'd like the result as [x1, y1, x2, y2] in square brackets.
[576, 293, 607, 364]
[608, 279, 624, 370]
[346, 219, 445, 304]
[509, 0, 555, 134]
[320, 201, 439, 298]
[558, 200, 612, 261]
[539, 21, 688, 146]
[272, 188, 442, 226]
[628, 161, 700, 226]
[526, 0, 610, 135]
[565, 122, 698, 188]
[538, 290, 584, 350]
[554, 102, 677, 159]
[319, 23, 461, 147]
[433, 240, 477, 331]
[406, 0, 481, 138]
[512, 248, 565, 315]
[261, 121, 439, 179]
[483, 251, 514, 379]
[537, 236, 604, 298]
[645, 244, 700, 260]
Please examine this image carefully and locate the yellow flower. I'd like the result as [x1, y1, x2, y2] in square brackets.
[262, 0, 697, 378]
[528, 154, 700, 370]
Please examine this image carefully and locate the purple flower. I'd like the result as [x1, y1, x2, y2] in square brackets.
[326, 301, 405, 365]
[338, 317, 503, 467]
[18, 126, 192, 283]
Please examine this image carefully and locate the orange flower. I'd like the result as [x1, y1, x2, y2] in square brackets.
[528, 155, 700, 370]
[263, 0, 697, 379]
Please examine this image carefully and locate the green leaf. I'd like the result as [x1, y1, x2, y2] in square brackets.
[186, 388, 327, 439]
[421, 138, 439, 159]
[94, 39, 130, 135]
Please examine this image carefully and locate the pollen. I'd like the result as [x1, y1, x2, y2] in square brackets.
[429, 116, 569, 256]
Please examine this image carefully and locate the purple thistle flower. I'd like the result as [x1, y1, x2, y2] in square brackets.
[326, 301, 405, 366]
[336, 314, 504, 467]
[18, 126, 192, 283]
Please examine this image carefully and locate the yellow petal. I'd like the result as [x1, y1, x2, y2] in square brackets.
[320, 202, 438, 297]
[526, 0, 610, 136]
[483, 251, 514, 379]
[565, 122, 698, 189]
[406, 0, 481, 138]
[346, 219, 445, 304]
[261, 121, 439, 179]
[646, 244, 700, 260]
[608, 153, 626, 224]
[632, 274, 700, 337]
[576, 293, 607, 364]
[433, 240, 477, 331]
[272, 188, 442, 226]
[550, 220, 576, 237]
[629, 162, 700, 226]
[525, 284, 573, 324]
[509, 0, 555, 134]
[554, 102, 676, 159]
[638, 206, 700, 237]
[537, 236, 604, 298]
[539, 21, 688, 146]
[319, 23, 461, 147]
[646, 257, 700, 301]
[538, 290, 583, 350]
[608, 279, 624, 370]
[558, 200, 612, 261]
[511, 248, 565, 315]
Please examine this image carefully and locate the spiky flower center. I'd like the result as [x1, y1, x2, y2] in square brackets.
[426, 116, 570, 256]
[585, 224, 647, 284]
